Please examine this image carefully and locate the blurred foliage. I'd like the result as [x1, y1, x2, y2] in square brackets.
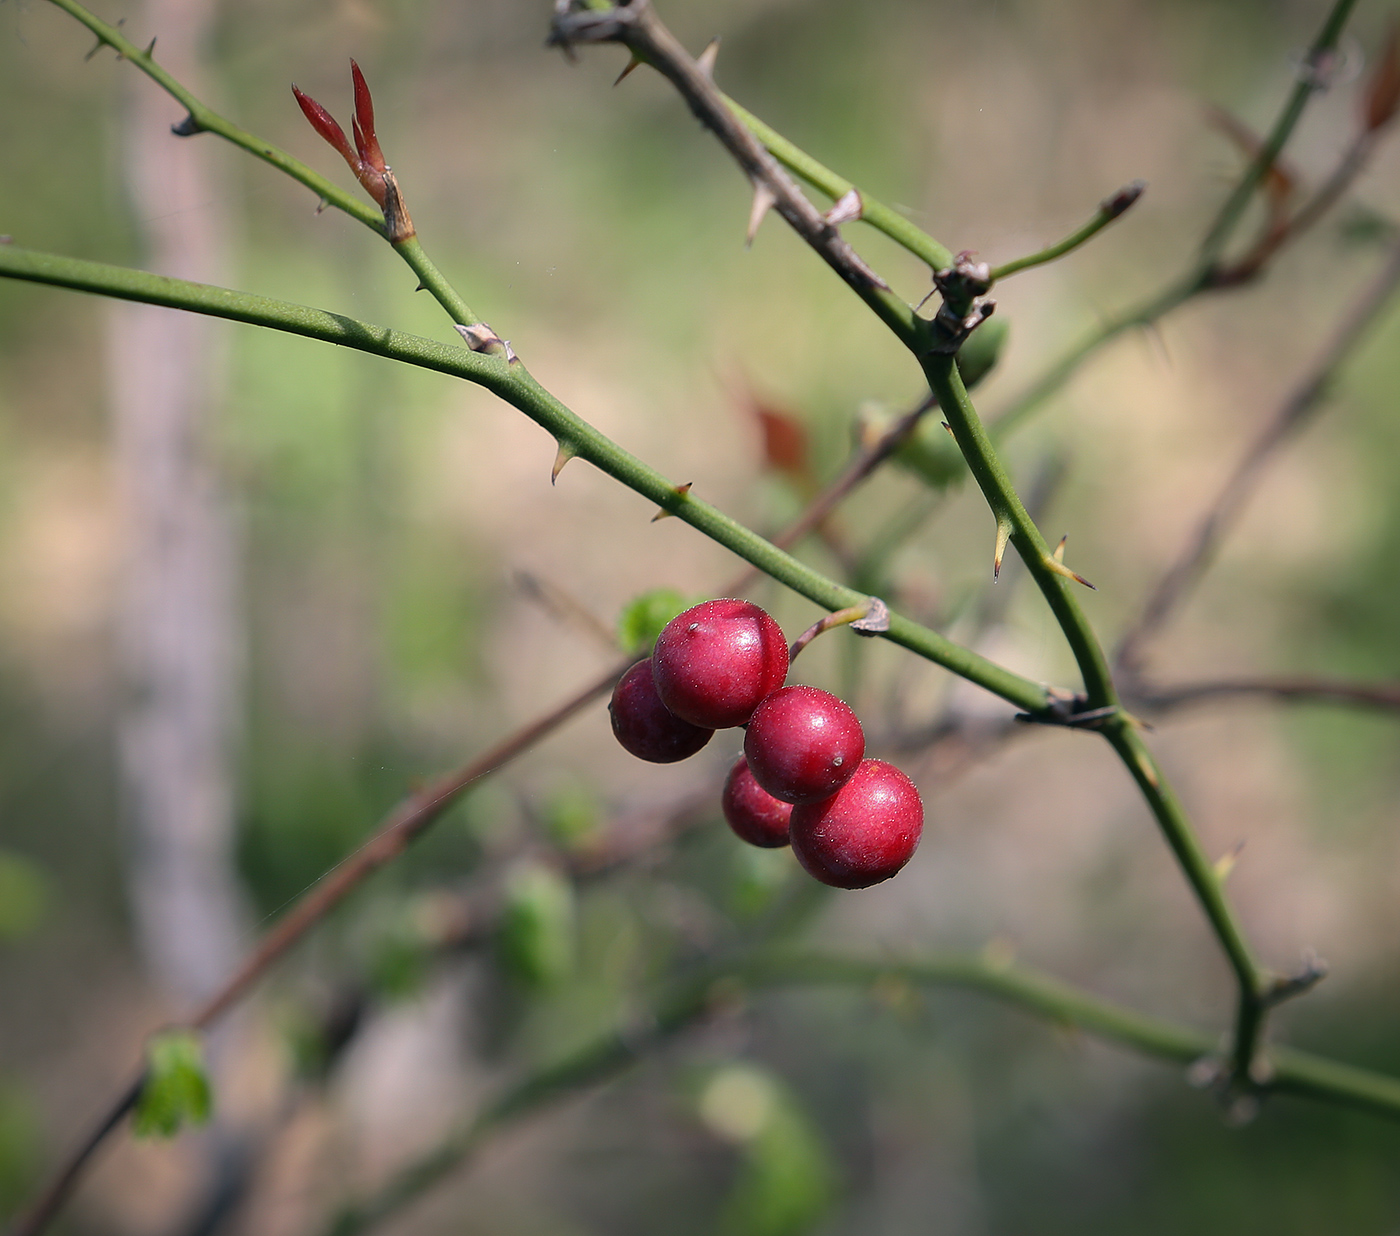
[132, 1032, 213, 1139]
[698, 1064, 838, 1236]
[0, 852, 49, 943]
[616, 587, 691, 656]
[496, 860, 577, 989]
[0, 1084, 40, 1218]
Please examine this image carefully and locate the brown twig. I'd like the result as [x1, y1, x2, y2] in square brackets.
[1115, 238, 1400, 677]
[1208, 128, 1380, 287]
[548, 3, 903, 313]
[1131, 676, 1400, 714]
[7, 659, 629, 1236]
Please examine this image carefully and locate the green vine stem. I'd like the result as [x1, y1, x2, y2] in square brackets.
[324, 946, 1400, 1236]
[990, 182, 1146, 281]
[0, 242, 1051, 715]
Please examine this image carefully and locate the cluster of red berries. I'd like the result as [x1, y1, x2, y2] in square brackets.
[609, 599, 923, 889]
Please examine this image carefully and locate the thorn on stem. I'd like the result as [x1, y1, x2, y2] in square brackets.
[1052, 534, 1068, 563]
[551, 441, 578, 485]
[613, 52, 644, 86]
[746, 182, 776, 247]
[993, 517, 1013, 580]
[143, 36, 157, 57]
[1213, 840, 1245, 882]
[824, 188, 864, 227]
[455, 322, 516, 362]
[651, 482, 693, 522]
[696, 37, 720, 80]
[171, 113, 204, 137]
[1044, 554, 1096, 590]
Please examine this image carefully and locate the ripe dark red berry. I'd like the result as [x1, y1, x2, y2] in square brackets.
[789, 759, 923, 889]
[743, 685, 864, 805]
[609, 659, 714, 763]
[721, 755, 793, 848]
[651, 598, 788, 729]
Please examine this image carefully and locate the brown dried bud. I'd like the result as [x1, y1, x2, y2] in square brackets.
[1365, 24, 1400, 132]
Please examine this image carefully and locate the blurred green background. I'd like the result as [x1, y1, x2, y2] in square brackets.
[6, 0, 1400, 1232]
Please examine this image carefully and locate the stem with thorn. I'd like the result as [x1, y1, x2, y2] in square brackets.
[0, 242, 1051, 716]
[552, 0, 1281, 1094]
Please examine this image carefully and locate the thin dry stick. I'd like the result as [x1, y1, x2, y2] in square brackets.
[1116, 238, 1400, 677]
[7, 659, 629, 1236]
[1136, 676, 1400, 713]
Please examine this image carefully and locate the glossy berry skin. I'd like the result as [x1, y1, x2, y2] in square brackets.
[651, 599, 788, 729]
[722, 755, 793, 848]
[789, 759, 923, 889]
[609, 659, 714, 763]
[743, 685, 865, 805]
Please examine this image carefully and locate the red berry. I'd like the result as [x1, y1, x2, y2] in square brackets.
[651, 599, 788, 729]
[722, 755, 793, 848]
[789, 759, 923, 889]
[609, 659, 714, 763]
[743, 685, 864, 805]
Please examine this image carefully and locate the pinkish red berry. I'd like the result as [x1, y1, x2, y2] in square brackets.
[609, 659, 713, 763]
[743, 685, 864, 805]
[721, 755, 793, 848]
[789, 759, 923, 889]
[651, 599, 788, 730]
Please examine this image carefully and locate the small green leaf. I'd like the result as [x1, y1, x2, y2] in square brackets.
[497, 861, 576, 987]
[133, 1031, 213, 1139]
[616, 588, 689, 655]
[0, 852, 49, 942]
[542, 783, 602, 849]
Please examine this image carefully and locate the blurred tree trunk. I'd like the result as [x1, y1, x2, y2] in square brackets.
[109, 0, 244, 1010]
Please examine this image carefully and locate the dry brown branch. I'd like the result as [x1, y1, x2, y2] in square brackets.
[1132, 676, 1400, 714]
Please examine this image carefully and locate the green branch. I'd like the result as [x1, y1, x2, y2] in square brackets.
[0, 242, 1050, 714]
[991, 181, 1145, 281]
[722, 95, 955, 272]
[322, 947, 1400, 1235]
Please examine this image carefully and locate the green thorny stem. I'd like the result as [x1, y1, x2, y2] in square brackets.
[0, 242, 1045, 714]
[32, 0, 1332, 1094]
[550, 0, 1282, 1090]
[325, 947, 1400, 1235]
[994, 0, 1361, 433]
